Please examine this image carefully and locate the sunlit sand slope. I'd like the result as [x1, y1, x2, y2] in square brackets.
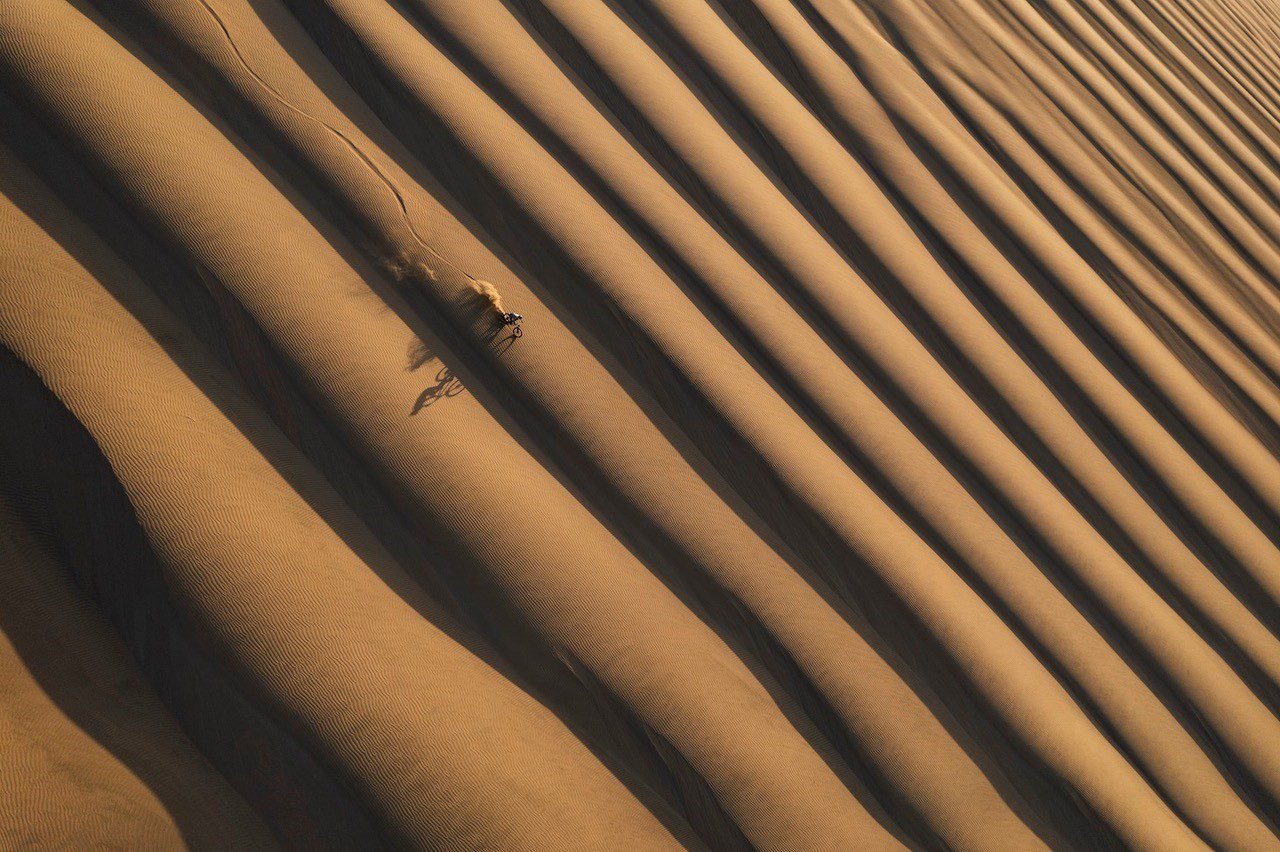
[2, 0, 1280, 848]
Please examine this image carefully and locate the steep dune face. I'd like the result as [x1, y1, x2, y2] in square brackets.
[2, 0, 1280, 849]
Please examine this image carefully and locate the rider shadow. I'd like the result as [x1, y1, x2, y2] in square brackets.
[408, 323, 520, 415]
[410, 364, 465, 414]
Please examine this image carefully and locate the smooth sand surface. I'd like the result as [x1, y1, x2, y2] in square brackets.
[1, 0, 1280, 848]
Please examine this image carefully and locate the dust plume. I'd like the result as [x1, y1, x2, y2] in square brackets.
[379, 248, 438, 284]
[468, 278, 506, 317]
[379, 247, 507, 320]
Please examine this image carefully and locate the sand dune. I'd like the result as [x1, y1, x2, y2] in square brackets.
[2, 0, 1280, 848]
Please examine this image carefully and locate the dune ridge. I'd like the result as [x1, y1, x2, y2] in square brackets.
[2, 0, 1280, 848]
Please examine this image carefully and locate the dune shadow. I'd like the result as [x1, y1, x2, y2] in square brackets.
[0, 343, 380, 851]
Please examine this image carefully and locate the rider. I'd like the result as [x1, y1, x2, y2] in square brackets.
[500, 311, 523, 326]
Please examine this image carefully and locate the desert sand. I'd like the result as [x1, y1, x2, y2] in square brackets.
[2, 0, 1280, 848]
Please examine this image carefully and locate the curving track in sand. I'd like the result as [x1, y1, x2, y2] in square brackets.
[2, 0, 1280, 848]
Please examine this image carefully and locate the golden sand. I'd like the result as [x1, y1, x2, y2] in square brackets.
[2, 0, 1280, 848]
